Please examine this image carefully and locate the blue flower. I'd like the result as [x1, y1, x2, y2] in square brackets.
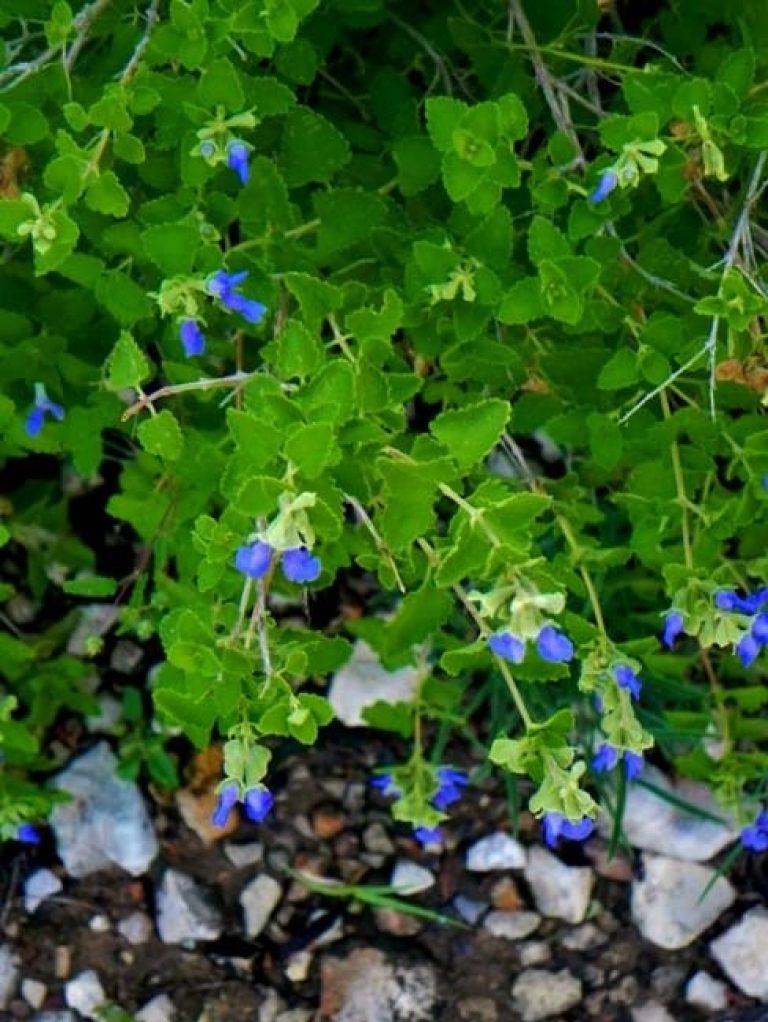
[371, 773, 400, 797]
[740, 811, 768, 853]
[16, 823, 41, 844]
[592, 744, 619, 773]
[763, 474, 768, 491]
[244, 786, 274, 823]
[752, 613, 768, 644]
[662, 611, 684, 648]
[211, 781, 239, 828]
[414, 825, 443, 847]
[281, 547, 321, 584]
[737, 633, 760, 668]
[614, 664, 642, 700]
[179, 318, 205, 357]
[624, 751, 644, 780]
[536, 626, 574, 663]
[433, 767, 468, 810]
[588, 169, 618, 203]
[542, 812, 594, 848]
[199, 140, 216, 159]
[227, 140, 250, 185]
[235, 541, 273, 579]
[715, 590, 740, 612]
[211, 782, 274, 828]
[488, 631, 525, 663]
[740, 588, 768, 614]
[25, 384, 64, 438]
[207, 270, 267, 326]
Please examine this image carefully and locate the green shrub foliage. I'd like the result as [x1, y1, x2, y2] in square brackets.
[2, 0, 768, 846]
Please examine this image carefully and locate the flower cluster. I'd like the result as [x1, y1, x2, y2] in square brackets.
[541, 812, 594, 848]
[178, 269, 267, 358]
[371, 767, 469, 847]
[489, 625, 574, 665]
[235, 541, 321, 584]
[24, 383, 64, 438]
[715, 588, 768, 667]
[740, 810, 768, 852]
[211, 781, 273, 829]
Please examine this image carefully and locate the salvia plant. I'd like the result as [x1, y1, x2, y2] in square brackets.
[1, 0, 768, 859]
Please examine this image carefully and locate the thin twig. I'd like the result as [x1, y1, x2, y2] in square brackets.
[119, 0, 162, 85]
[63, 0, 112, 73]
[121, 370, 295, 422]
[389, 11, 454, 96]
[507, 0, 584, 165]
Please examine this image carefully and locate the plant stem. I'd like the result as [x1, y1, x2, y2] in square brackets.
[660, 390, 694, 570]
[556, 514, 607, 635]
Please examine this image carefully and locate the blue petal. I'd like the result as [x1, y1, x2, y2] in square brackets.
[613, 664, 642, 700]
[413, 825, 443, 847]
[591, 744, 619, 773]
[737, 634, 760, 668]
[211, 781, 239, 828]
[588, 169, 618, 203]
[488, 631, 525, 663]
[281, 548, 321, 584]
[624, 752, 644, 780]
[16, 823, 41, 844]
[715, 590, 740, 611]
[542, 813, 564, 848]
[752, 613, 768, 644]
[234, 541, 273, 579]
[227, 141, 250, 185]
[180, 319, 205, 357]
[227, 293, 267, 325]
[244, 787, 274, 823]
[370, 773, 399, 797]
[741, 824, 768, 852]
[662, 611, 684, 648]
[536, 626, 574, 663]
[560, 817, 594, 841]
[24, 407, 45, 438]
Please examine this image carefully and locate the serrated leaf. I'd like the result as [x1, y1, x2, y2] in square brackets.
[430, 398, 510, 468]
[63, 575, 117, 597]
[284, 421, 340, 477]
[281, 107, 350, 186]
[137, 410, 184, 460]
[106, 331, 151, 390]
[86, 170, 130, 217]
[141, 222, 200, 274]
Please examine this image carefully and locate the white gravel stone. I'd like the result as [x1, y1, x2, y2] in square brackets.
[453, 896, 487, 926]
[328, 640, 420, 726]
[466, 832, 526, 872]
[117, 910, 153, 945]
[630, 1002, 677, 1022]
[631, 854, 735, 950]
[518, 941, 551, 967]
[709, 906, 768, 999]
[483, 911, 541, 941]
[0, 945, 19, 1009]
[156, 869, 223, 944]
[22, 979, 47, 1010]
[24, 869, 62, 913]
[136, 993, 176, 1022]
[512, 968, 582, 1021]
[685, 970, 728, 1011]
[49, 742, 158, 877]
[285, 950, 313, 983]
[322, 949, 437, 1022]
[85, 694, 123, 733]
[559, 922, 603, 951]
[240, 875, 283, 938]
[64, 970, 106, 1020]
[31, 1014, 77, 1022]
[524, 846, 594, 924]
[89, 914, 110, 932]
[225, 842, 264, 868]
[600, 766, 737, 862]
[390, 860, 435, 895]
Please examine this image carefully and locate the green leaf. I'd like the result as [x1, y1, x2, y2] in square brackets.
[281, 107, 350, 186]
[96, 271, 153, 325]
[393, 136, 441, 195]
[3, 103, 49, 144]
[106, 331, 151, 390]
[197, 57, 245, 110]
[431, 398, 510, 469]
[284, 421, 340, 477]
[315, 188, 386, 254]
[425, 96, 468, 151]
[273, 319, 324, 378]
[362, 700, 414, 738]
[141, 222, 200, 274]
[63, 575, 118, 597]
[86, 171, 130, 218]
[597, 348, 639, 390]
[137, 410, 185, 461]
[497, 277, 544, 324]
[587, 412, 623, 471]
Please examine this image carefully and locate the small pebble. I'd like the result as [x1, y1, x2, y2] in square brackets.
[117, 911, 153, 945]
[517, 941, 551, 967]
[24, 870, 62, 914]
[559, 923, 603, 951]
[489, 876, 522, 911]
[390, 859, 435, 894]
[453, 895, 487, 926]
[64, 970, 105, 1020]
[240, 875, 283, 938]
[483, 911, 541, 941]
[685, 970, 728, 1012]
[284, 950, 312, 983]
[466, 832, 526, 872]
[224, 842, 264, 868]
[88, 915, 110, 933]
[136, 993, 175, 1022]
[21, 979, 46, 1010]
